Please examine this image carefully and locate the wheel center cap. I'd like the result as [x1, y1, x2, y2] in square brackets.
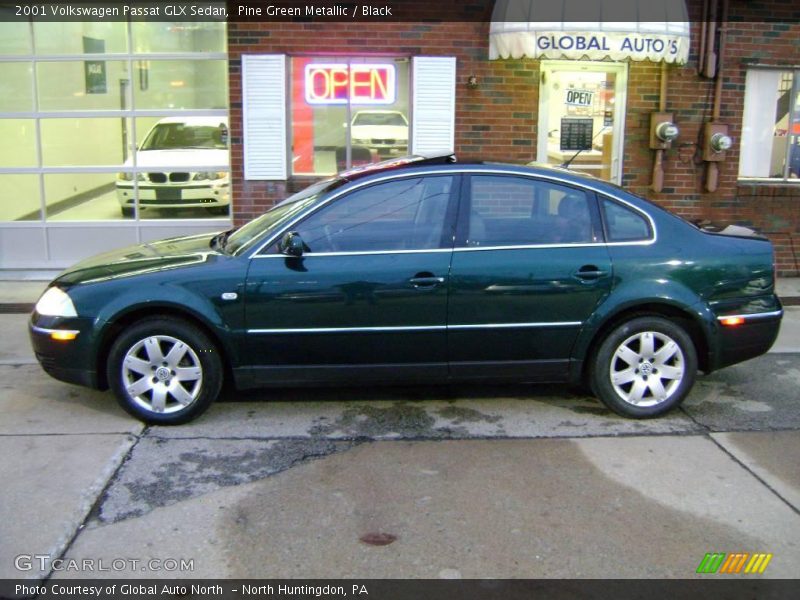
[640, 362, 653, 376]
[155, 367, 171, 382]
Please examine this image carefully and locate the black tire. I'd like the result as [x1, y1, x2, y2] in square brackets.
[121, 206, 134, 218]
[107, 317, 223, 425]
[590, 316, 697, 418]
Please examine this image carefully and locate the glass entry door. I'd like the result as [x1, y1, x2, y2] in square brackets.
[537, 61, 627, 184]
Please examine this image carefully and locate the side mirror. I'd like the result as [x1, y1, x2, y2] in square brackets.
[280, 231, 304, 257]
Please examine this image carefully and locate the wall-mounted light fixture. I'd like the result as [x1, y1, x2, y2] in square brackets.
[466, 75, 478, 89]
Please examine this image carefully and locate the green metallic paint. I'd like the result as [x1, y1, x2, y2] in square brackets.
[29, 162, 783, 398]
[448, 245, 612, 377]
[243, 252, 451, 372]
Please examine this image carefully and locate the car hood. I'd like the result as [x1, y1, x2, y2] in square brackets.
[53, 232, 224, 286]
[124, 148, 229, 169]
[351, 125, 408, 140]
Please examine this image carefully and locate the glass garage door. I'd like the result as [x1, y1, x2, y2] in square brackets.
[0, 19, 230, 269]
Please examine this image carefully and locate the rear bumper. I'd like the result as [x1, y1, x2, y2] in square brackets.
[712, 309, 783, 370]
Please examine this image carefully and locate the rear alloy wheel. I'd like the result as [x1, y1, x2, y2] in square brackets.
[107, 318, 222, 424]
[591, 316, 697, 418]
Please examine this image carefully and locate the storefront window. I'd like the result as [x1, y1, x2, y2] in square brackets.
[132, 22, 226, 54]
[0, 63, 34, 112]
[44, 173, 119, 221]
[0, 21, 229, 224]
[132, 59, 228, 110]
[33, 22, 128, 55]
[290, 57, 410, 176]
[37, 61, 131, 111]
[0, 17, 31, 55]
[739, 70, 800, 181]
[0, 175, 41, 221]
[40, 118, 131, 166]
[0, 120, 37, 167]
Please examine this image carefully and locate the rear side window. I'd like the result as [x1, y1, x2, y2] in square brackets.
[601, 198, 651, 242]
[465, 175, 594, 247]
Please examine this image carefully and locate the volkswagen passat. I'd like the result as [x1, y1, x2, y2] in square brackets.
[31, 155, 783, 424]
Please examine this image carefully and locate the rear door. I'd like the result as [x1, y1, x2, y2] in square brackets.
[243, 174, 459, 384]
[447, 173, 612, 381]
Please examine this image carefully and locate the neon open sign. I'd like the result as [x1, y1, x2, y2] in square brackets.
[304, 63, 396, 105]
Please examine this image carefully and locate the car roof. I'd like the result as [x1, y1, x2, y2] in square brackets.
[340, 154, 607, 188]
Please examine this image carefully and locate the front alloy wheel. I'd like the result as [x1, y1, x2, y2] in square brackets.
[122, 335, 203, 415]
[108, 317, 222, 424]
[591, 316, 697, 418]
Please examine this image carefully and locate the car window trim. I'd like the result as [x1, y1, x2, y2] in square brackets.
[245, 168, 657, 259]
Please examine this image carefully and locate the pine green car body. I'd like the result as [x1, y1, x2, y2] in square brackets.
[30, 162, 782, 397]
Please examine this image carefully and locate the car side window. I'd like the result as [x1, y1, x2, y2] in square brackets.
[293, 176, 453, 253]
[601, 198, 651, 242]
[465, 176, 594, 247]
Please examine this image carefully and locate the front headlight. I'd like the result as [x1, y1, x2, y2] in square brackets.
[35, 287, 77, 317]
[116, 173, 146, 182]
[193, 171, 227, 181]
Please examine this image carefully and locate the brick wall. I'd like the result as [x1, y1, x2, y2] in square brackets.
[227, 3, 800, 274]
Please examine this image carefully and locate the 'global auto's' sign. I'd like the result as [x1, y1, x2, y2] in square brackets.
[489, 31, 690, 64]
[305, 63, 396, 105]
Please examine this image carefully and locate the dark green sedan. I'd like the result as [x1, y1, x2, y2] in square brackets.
[29, 155, 783, 424]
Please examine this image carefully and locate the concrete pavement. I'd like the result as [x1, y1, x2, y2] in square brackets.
[0, 301, 798, 580]
[57, 437, 800, 579]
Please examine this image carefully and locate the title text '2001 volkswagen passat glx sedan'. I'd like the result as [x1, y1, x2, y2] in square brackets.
[30, 155, 783, 424]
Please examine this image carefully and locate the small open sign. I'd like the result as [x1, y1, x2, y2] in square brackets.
[565, 89, 594, 107]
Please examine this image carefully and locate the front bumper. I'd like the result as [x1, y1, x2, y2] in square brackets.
[29, 315, 102, 389]
[116, 183, 230, 209]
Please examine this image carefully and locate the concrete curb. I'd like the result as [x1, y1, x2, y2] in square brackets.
[34, 434, 139, 582]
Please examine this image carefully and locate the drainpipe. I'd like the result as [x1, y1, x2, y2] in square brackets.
[697, 0, 709, 76]
[703, 0, 718, 79]
[651, 62, 669, 192]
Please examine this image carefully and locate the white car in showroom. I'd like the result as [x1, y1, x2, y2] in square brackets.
[116, 116, 230, 217]
[351, 110, 409, 158]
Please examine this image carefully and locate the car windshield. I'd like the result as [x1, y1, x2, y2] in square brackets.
[140, 123, 228, 150]
[226, 178, 343, 255]
[352, 112, 407, 127]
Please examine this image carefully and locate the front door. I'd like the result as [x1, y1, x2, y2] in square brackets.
[243, 175, 458, 385]
[538, 61, 628, 183]
[447, 173, 612, 380]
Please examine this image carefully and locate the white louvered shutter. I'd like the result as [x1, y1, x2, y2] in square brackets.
[242, 54, 287, 180]
[411, 57, 456, 156]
